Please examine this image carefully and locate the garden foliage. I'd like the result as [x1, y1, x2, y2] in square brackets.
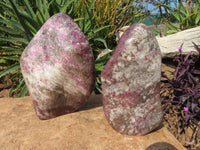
[161, 43, 200, 148]
[163, 0, 200, 33]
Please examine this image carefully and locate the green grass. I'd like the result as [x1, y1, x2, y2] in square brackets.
[152, 28, 171, 36]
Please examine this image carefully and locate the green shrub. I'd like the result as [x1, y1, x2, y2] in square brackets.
[88, 0, 146, 48]
[163, 0, 200, 33]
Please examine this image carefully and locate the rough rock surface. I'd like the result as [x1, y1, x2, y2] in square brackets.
[20, 13, 95, 120]
[101, 23, 163, 135]
[0, 95, 186, 150]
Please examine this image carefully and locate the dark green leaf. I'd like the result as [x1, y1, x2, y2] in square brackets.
[0, 26, 23, 35]
[0, 56, 20, 61]
[0, 37, 29, 45]
[0, 63, 20, 78]
[23, 0, 36, 19]
[8, 0, 32, 41]
[19, 83, 28, 97]
[93, 37, 108, 49]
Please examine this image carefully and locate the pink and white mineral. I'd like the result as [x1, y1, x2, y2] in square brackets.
[20, 13, 95, 120]
[101, 23, 163, 136]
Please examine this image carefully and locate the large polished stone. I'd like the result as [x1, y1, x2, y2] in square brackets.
[20, 13, 95, 120]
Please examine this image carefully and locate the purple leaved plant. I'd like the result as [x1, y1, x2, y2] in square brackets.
[161, 42, 200, 147]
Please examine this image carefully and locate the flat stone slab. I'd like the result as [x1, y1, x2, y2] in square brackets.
[157, 26, 200, 58]
[0, 95, 185, 150]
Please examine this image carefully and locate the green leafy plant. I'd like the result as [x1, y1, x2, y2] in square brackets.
[71, 0, 145, 55]
[74, 0, 110, 58]
[0, 0, 36, 97]
[94, 50, 113, 93]
[163, 0, 200, 33]
[92, 0, 146, 48]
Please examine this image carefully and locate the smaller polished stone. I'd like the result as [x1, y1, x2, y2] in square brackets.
[101, 23, 163, 135]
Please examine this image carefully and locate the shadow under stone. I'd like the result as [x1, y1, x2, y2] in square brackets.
[147, 123, 164, 135]
[146, 142, 178, 150]
[78, 94, 103, 111]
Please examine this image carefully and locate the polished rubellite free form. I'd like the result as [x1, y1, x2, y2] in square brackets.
[20, 13, 95, 120]
[101, 23, 163, 136]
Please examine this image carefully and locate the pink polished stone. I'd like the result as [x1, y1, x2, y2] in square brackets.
[20, 13, 95, 120]
[101, 23, 163, 135]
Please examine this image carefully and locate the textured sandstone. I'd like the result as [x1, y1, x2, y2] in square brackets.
[0, 95, 186, 150]
[20, 13, 95, 120]
[101, 23, 163, 135]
